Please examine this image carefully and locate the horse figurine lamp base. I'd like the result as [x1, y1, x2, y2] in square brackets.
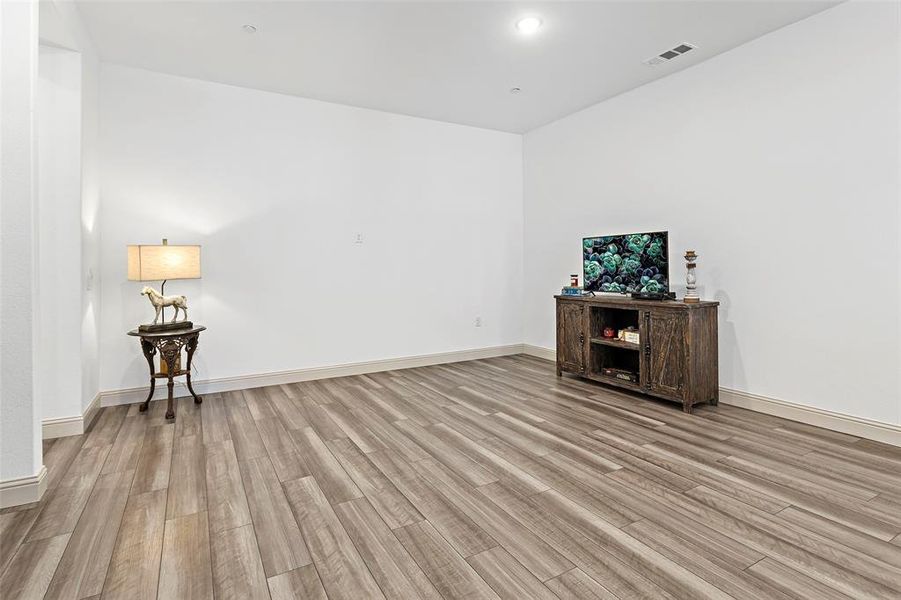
[138, 282, 194, 333]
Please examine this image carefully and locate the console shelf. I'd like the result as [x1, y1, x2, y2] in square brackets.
[556, 295, 719, 413]
[591, 373, 643, 393]
[589, 337, 640, 351]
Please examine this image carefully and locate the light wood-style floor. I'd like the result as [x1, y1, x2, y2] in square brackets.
[2, 355, 900, 599]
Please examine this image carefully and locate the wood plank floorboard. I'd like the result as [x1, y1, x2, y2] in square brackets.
[0, 533, 70, 599]
[466, 545, 559, 600]
[545, 567, 618, 600]
[158, 511, 214, 599]
[412, 457, 574, 581]
[166, 433, 207, 518]
[129, 423, 174, 496]
[204, 439, 252, 534]
[268, 564, 327, 600]
[101, 414, 148, 476]
[333, 496, 441, 600]
[41, 435, 87, 492]
[26, 444, 111, 541]
[237, 455, 311, 577]
[327, 438, 423, 529]
[394, 520, 501, 600]
[2, 355, 899, 599]
[210, 523, 269, 600]
[101, 488, 166, 600]
[283, 476, 384, 600]
[0, 505, 42, 574]
[44, 469, 133, 599]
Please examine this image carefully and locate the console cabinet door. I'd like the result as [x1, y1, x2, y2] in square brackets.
[556, 302, 586, 373]
[645, 310, 687, 399]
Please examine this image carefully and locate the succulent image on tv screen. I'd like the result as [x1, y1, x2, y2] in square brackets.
[583, 231, 669, 294]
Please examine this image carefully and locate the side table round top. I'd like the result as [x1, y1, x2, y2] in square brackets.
[127, 325, 206, 338]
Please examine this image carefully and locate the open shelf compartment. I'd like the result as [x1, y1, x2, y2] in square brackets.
[589, 305, 640, 340]
[587, 305, 641, 386]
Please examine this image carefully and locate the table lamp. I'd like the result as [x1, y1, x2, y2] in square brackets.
[128, 238, 201, 332]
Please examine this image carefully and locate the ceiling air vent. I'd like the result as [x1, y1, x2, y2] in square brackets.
[643, 42, 696, 66]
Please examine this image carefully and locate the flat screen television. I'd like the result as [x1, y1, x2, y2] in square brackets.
[583, 231, 669, 294]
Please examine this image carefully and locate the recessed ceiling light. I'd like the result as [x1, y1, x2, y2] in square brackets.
[242, 24, 257, 33]
[515, 17, 542, 35]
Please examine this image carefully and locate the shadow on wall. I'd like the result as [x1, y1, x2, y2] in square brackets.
[714, 289, 745, 391]
[107, 186, 272, 392]
[110, 198, 456, 392]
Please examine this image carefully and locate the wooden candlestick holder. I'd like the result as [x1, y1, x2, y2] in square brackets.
[684, 250, 700, 303]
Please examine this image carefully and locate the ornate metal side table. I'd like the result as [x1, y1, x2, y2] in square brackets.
[127, 325, 206, 420]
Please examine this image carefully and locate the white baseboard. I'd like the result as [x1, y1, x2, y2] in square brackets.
[83, 392, 101, 430]
[42, 416, 83, 439]
[42, 393, 101, 440]
[100, 344, 525, 408]
[718, 388, 901, 447]
[518, 345, 901, 448]
[522, 344, 556, 361]
[0, 465, 47, 509]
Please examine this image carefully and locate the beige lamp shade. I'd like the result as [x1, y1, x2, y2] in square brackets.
[127, 242, 201, 281]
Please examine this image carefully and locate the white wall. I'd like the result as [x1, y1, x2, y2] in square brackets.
[99, 65, 523, 396]
[37, 0, 102, 423]
[37, 45, 83, 421]
[81, 49, 101, 416]
[523, 0, 900, 425]
[1, 0, 42, 484]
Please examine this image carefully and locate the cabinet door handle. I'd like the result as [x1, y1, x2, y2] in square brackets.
[644, 312, 651, 356]
[579, 333, 584, 345]
[644, 312, 652, 389]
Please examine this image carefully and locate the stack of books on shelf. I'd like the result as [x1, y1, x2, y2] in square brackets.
[561, 287, 585, 296]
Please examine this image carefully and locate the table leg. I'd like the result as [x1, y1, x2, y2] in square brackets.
[139, 338, 156, 413]
[186, 334, 202, 405]
[166, 376, 175, 420]
[158, 340, 181, 421]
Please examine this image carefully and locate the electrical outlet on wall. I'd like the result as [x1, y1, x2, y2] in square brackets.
[354, 233, 364, 244]
[475, 316, 482, 327]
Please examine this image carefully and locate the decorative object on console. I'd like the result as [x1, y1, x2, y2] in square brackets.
[570, 274, 579, 287]
[128, 239, 201, 332]
[141, 286, 189, 326]
[602, 326, 616, 338]
[684, 250, 699, 304]
[619, 327, 640, 345]
[601, 367, 638, 383]
[561, 286, 584, 296]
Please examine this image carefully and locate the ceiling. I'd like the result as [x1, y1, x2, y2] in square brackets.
[75, 1, 840, 133]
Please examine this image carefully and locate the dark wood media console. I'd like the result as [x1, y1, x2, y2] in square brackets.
[555, 295, 719, 413]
